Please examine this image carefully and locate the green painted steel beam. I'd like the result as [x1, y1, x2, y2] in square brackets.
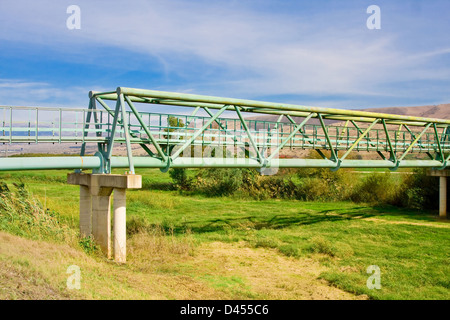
[92, 88, 450, 125]
[90, 95, 447, 127]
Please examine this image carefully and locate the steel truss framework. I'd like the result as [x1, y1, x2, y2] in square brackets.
[1, 87, 449, 173]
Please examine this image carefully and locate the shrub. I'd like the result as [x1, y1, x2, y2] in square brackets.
[195, 168, 245, 196]
[296, 168, 355, 201]
[244, 175, 298, 200]
[169, 168, 192, 191]
[350, 173, 397, 204]
[396, 168, 439, 210]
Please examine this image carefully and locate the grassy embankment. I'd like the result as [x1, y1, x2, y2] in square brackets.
[0, 168, 449, 300]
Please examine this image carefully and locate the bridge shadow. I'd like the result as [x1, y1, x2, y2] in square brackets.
[164, 207, 376, 235]
[157, 204, 441, 236]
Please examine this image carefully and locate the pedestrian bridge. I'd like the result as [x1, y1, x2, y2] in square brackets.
[1, 87, 449, 262]
[1, 87, 449, 173]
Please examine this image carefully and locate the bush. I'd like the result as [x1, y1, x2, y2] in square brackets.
[195, 168, 245, 196]
[168, 159, 440, 214]
[397, 168, 439, 210]
[350, 173, 397, 204]
[244, 175, 298, 200]
[169, 168, 192, 191]
[296, 168, 355, 201]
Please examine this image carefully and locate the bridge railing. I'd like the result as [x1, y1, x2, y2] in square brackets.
[1, 105, 448, 154]
[1, 87, 449, 173]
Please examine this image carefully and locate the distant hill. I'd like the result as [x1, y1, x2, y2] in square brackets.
[363, 104, 450, 120]
[248, 103, 450, 123]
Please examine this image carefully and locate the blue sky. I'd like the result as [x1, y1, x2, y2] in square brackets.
[0, 0, 449, 110]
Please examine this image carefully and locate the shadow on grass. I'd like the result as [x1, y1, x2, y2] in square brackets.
[159, 209, 377, 235]
[157, 204, 443, 236]
[353, 205, 439, 222]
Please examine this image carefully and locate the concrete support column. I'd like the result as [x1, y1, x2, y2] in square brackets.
[440, 176, 447, 219]
[92, 194, 112, 258]
[428, 170, 449, 220]
[68, 172, 142, 262]
[79, 185, 92, 237]
[113, 188, 127, 263]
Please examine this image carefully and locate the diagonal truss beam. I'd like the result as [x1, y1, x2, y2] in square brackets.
[267, 113, 314, 162]
[398, 123, 432, 162]
[171, 104, 229, 161]
[124, 95, 168, 162]
[96, 96, 155, 158]
[234, 105, 264, 163]
[340, 119, 380, 161]
[318, 113, 338, 161]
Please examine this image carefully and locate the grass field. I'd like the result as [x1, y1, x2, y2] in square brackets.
[0, 168, 449, 300]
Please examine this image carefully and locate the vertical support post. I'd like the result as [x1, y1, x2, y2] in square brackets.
[92, 194, 112, 258]
[113, 188, 127, 263]
[439, 176, 447, 219]
[79, 185, 92, 237]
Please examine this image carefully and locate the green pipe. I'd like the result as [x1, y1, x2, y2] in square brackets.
[0, 156, 101, 171]
[109, 157, 447, 169]
[0, 156, 446, 171]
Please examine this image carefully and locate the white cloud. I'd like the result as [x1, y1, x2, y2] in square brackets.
[0, 79, 108, 107]
[0, 0, 449, 107]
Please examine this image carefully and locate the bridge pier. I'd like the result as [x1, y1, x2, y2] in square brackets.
[68, 173, 142, 262]
[440, 176, 447, 219]
[428, 170, 449, 219]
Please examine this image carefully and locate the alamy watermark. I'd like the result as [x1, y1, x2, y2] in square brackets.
[66, 5, 81, 30]
[367, 5, 381, 30]
[169, 126, 281, 176]
[366, 265, 381, 289]
[66, 265, 81, 290]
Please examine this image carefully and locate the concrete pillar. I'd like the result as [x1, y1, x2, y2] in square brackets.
[440, 176, 447, 219]
[92, 194, 112, 258]
[79, 185, 92, 237]
[68, 172, 142, 262]
[113, 188, 127, 263]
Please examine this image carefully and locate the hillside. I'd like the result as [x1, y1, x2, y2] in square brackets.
[364, 104, 450, 120]
[248, 103, 450, 122]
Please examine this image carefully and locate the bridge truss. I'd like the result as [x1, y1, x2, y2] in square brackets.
[1, 87, 449, 173]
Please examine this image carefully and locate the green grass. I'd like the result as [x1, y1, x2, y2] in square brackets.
[0, 168, 449, 300]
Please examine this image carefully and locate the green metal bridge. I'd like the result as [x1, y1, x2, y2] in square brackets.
[2, 87, 450, 262]
[1, 87, 449, 173]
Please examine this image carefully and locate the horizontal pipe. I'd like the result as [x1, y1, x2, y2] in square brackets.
[110, 157, 447, 169]
[0, 156, 101, 171]
[0, 156, 446, 171]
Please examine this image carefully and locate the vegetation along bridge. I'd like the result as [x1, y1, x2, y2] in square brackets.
[1, 87, 449, 262]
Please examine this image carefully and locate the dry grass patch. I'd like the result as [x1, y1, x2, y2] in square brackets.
[0, 231, 226, 300]
[156, 241, 367, 300]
